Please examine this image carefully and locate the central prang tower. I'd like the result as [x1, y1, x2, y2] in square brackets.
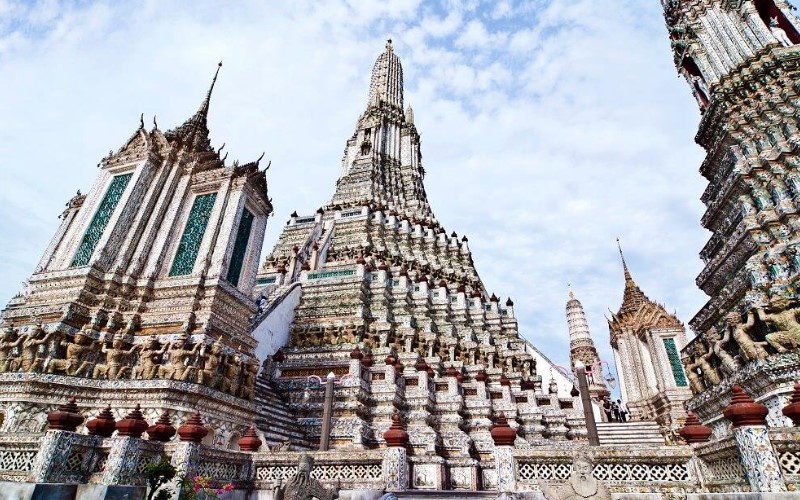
[252, 40, 585, 490]
[662, 0, 800, 427]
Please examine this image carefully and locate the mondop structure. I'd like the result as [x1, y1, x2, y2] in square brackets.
[0, 0, 798, 498]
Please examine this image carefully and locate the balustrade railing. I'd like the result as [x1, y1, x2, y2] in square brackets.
[694, 436, 750, 493]
[513, 446, 695, 494]
[253, 450, 384, 490]
[770, 428, 800, 490]
[0, 433, 42, 481]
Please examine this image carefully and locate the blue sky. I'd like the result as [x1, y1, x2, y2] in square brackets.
[1, 0, 725, 390]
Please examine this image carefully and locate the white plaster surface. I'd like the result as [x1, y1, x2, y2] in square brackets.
[522, 342, 576, 398]
[252, 284, 302, 364]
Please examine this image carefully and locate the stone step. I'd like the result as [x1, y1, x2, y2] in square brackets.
[596, 421, 665, 446]
[597, 422, 659, 428]
[253, 377, 312, 449]
[395, 492, 499, 500]
[596, 430, 662, 436]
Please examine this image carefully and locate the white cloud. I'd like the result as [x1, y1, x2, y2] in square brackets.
[0, 0, 713, 396]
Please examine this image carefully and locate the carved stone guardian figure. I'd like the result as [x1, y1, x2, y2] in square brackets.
[726, 311, 769, 362]
[197, 338, 225, 388]
[46, 327, 97, 376]
[708, 327, 740, 378]
[19, 324, 53, 373]
[93, 333, 141, 379]
[239, 360, 258, 399]
[769, 17, 793, 47]
[758, 299, 800, 353]
[223, 354, 242, 395]
[159, 334, 201, 381]
[0, 326, 23, 373]
[540, 452, 611, 500]
[693, 342, 721, 386]
[134, 336, 168, 379]
[273, 454, 339, 500]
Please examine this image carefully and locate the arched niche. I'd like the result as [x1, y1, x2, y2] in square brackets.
[228, 432, 241, 451]
[682, 57, 711, 109]
[755, 0, 800, 44]
[202, 428, 216, 447]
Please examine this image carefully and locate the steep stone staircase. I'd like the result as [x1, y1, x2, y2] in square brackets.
[253, 376, 312, 449]
[596, 421, 665, 446]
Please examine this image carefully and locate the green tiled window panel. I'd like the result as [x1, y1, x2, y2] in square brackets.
[307, 269, 356, 280]
[71, 173, 133, 267]
[169, 193, 217, 276]
[226, 208, 255, 287]
[663, 337, 688, 387]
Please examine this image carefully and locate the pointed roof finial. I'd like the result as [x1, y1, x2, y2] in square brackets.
[616, 237, 633, 285]
[198, 61, 223, 120]
[165, 61, 222, 152]
[367, 40, 403, 110]
[568, 283, 574, 300]
[139, 113, 144, 129]
[614, 238, 656, 317]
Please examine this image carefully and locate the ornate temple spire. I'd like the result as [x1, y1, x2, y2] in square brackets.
[566, 285, 591, 343]
[165, 61, 222, 152]
[367, 39, 404, 111]
[616, 238, 648, 316]
[566, 286, 608, 401]
[406, 104, 414, 125]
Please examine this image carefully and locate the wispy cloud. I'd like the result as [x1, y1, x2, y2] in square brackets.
[1, 0, 717, 389]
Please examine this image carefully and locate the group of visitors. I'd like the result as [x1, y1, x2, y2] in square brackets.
[602, 398, 628, 422]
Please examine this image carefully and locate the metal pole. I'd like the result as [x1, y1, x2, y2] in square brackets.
[575, 362, 600, 446]
[319, 372, 335, 451]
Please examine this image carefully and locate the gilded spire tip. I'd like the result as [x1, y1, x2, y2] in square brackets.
[616, 238, 634, 284]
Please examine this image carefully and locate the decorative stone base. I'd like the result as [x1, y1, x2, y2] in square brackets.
[685, 354, 799, 434]
[0, 373, 257, 448]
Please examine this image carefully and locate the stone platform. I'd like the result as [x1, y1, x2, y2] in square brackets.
[0, 373, 258, 447]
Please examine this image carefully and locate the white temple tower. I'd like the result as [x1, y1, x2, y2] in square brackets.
[566, 287, 609, 403]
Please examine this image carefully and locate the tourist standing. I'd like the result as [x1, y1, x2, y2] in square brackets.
[611, 400, 621, 422]
[602, 398, 612, 422]
[617, 399, 628, 422]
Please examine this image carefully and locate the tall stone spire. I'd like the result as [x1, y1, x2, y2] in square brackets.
[255, 41, 583, 457]
[332, 42, 428, 216]
[566, 286, 608, 402]
[616, 238, 648, 316]
[367, 39, 404, 110]
[165, 61, 222, 152]
[566, 285, 591, 343]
